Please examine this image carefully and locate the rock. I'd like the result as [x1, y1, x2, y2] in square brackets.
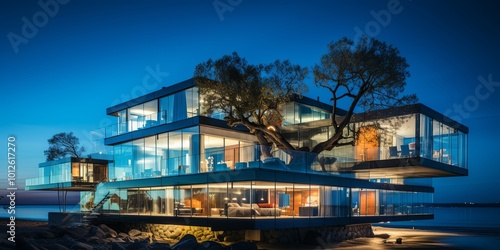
[201, 241, 223, 249]
[100, 224, 119, 237]
[49, 243, 71, 250]
[86, 235, 106, 245]
[70, 242, 93, 250]
[171, 234, 198, 250]
[150, 242, 171, 250]
[129, 229, 143, 237]
[110, 242, 128, 250]
[36, 231, 56, 239]
[228, 242, 258, 250]
[126, 240, 150, 250]
[396, 237, 403, 244]
[0, 239, 16, 249]
[87, 225, 107, 239]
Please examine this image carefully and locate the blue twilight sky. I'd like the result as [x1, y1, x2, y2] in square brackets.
[0, 0, 499, 203]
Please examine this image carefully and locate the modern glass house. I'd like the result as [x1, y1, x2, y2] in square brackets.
[27, 78, 468, 231]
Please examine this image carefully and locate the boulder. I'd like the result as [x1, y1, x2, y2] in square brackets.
[87, 225, 107, 239]
[126, 240, 150, 250]
[396, 238, 403, 244]
[88, 235, 107, 245]
[49, 243, 70, 250]
[110, 242, 128, 250]
[150, 242, 171, 250]
[70, 242, 93, 250]
[171, 234, 198, 250]
[200, 241, 223, 250]
[36, 231, 56, 239]
[100, 224, 119, 237]
[129, 229, 143, 237]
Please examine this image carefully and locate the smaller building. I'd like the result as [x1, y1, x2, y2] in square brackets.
[26, 157, 110, 191]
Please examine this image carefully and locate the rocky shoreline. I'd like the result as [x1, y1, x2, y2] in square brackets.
[4, 219, 489, 249]
[1, 219, 258, 250]
[1, 219, 378, 250]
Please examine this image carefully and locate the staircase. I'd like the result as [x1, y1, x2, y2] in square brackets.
[81, 191, 113, 226]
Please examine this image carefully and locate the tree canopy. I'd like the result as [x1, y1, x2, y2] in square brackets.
[194, 37, 417, 168]
[44, 132, 86, 161]
[311, 36, 417, 154]
[194, 52, 308, 159]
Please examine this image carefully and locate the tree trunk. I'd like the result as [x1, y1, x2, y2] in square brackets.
[255, 130, 273, 159]
[286, 149, 318, 171]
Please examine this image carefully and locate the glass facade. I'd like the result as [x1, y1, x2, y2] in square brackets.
[107, 111, 468, 182]
[90, 181, 432, 219]
[109, 126, 259, 181]
[25, 158, 108, 187]
[106, 88, 199, 137]
[420, 114, 468, 168]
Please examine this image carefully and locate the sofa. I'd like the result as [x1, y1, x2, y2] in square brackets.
[175, 202, 203, 215]
[225, 203, 281, 217]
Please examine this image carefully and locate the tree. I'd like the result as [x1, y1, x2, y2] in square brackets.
[194, 52, 308, 159]
[311, 36, 417, 155]
[194, 37, 417, 169]
[44, 132, 86, 161]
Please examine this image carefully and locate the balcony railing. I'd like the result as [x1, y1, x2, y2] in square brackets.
[105, 110, 201, 138]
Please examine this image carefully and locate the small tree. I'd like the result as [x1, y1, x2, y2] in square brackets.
[44, 132, 86, 161]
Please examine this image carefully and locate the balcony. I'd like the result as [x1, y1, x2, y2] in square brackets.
[26, 157, 109, 191]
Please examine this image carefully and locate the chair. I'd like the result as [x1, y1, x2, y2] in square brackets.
[389, 146, 398, 158]
[400, 145, 410, 157]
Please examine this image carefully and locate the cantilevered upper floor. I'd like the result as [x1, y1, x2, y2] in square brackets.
[98, 78, 467, 182]
[25, 157, 110, 191]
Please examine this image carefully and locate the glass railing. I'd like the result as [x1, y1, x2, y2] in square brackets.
[25, 174, 71, 187]
[105, 110, 202, 138]
[105, 112, 162, 138]
[109, 145, 362, 182]
[69, 182, 118, 213]
[25, 173, 105, 188]
[109, 142, 466, 183]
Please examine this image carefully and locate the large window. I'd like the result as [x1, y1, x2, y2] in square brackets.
[107, 87, 200, 137]
[128, 100, 158, 131]
[159, 88, 199, 124]
[420, 114, 468, 168]
[102, 181, 432, 220]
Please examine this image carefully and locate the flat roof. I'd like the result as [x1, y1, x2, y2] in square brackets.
[352, 103, 469, 133]
[39, 157, 110, 168]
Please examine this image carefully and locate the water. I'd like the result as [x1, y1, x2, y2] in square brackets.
[0, 204, 74, 221]
[377, 207, 500, 229]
